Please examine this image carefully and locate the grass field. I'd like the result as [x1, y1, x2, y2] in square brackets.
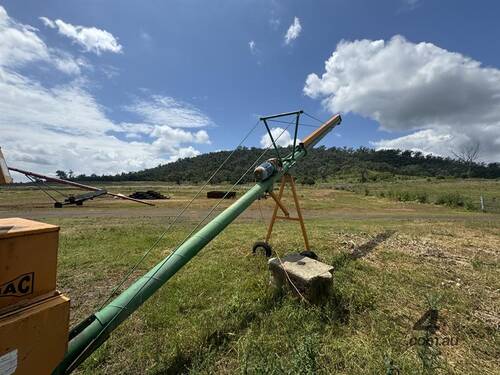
[0, 179, 499, 374]
[346, 178, 500, 213]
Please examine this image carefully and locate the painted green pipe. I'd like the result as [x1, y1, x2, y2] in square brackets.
[53, 114, 341, 374]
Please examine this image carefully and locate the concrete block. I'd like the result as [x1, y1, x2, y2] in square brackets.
[268, 253, 333, 304]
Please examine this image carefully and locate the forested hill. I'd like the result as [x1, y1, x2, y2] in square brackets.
[76, 147, 500, 183]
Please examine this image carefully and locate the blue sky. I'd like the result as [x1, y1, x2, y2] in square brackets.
[1, 0, 499, 177]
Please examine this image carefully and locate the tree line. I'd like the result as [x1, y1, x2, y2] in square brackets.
[70, 147, 500, 184]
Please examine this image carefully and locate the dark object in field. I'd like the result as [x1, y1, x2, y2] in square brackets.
[252, 241, 273, 257]
[54, 190, 108, 208]
[206, 191, 236, 199]
[129, 190, 170, 200]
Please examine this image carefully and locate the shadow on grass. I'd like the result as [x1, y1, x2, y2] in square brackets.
[350, 230, 395, 260]
[330, 230, 395, 271]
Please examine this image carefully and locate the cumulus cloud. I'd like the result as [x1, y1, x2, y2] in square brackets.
[304, 35, 500, 161]
[40, 16, 122, 55]
[0, 6, 212, 178]
[260, 127, 297, 148]
[0, 7, 82, 74]
[150, 126, 210, 153]
[170, 146, 200, 161]
[284, 17, 301, 45]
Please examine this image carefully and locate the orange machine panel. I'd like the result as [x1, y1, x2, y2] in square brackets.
[0, 218, 59, 312]
[0, 293, 69, 375]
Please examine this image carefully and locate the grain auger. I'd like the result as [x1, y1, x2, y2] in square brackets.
[53, 111, 341, 373]
[0, 111, 341, 374]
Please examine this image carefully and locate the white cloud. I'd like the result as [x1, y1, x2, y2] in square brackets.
[150, 126, 210, 153]
[304, 35, 500, 162]
[51, 50, 87, 75]
[284, 17, 301, 45]
[39, 16, 55, 28]
[40, 16, 122, 55]
[125, 95, 213, 128]
[0, 6, 212, 178]
[260, 127, 297, 148]
[372, 129, 453, 156]
[1, 75, 213, 177]
[248, 40, 262, 65]
[249, 40, 256, 54]
[168, 146, 200, 162]
[0, 74, 214, 176]
[0, 7, 82, 75]
[1, 11, 49, 67]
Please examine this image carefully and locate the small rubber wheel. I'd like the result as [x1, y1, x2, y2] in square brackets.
[300, 250, 318, 260]
[252, 241, 273, 257]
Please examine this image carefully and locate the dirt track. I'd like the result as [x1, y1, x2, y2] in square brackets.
[1, 204, 497, 224]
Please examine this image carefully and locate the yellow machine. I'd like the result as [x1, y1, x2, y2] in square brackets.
[0, 218, 70, 374]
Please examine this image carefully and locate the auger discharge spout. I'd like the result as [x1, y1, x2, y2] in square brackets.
[54, 113, 341, 374]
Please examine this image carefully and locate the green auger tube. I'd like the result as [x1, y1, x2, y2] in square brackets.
[53, 113, 341, 374]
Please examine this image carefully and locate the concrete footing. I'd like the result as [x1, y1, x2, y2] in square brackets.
[268, 253, 334, 304]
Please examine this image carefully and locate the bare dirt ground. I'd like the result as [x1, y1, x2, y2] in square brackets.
[1, 192, 498, 223]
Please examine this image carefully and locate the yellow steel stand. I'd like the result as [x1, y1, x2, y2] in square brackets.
[265, 173, 310, 250]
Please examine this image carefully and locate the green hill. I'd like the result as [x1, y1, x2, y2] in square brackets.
[75, 147, 499, 184]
